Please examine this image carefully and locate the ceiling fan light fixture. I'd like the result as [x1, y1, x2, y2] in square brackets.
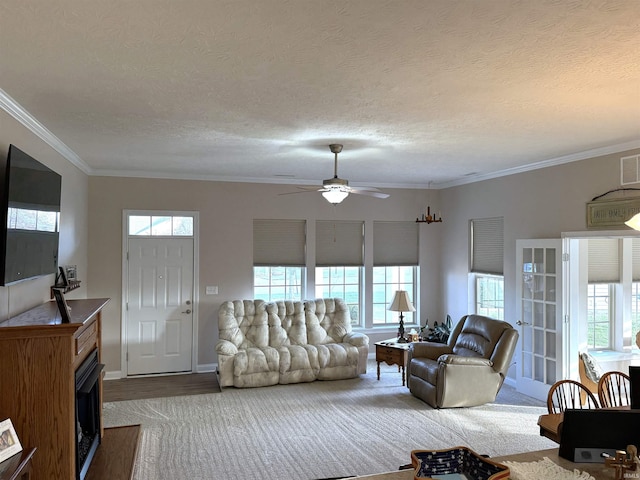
[322, 188, 349, 204]
[625, 213, 640, 231]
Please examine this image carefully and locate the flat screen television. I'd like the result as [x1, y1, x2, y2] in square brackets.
[0, 145, 61, 285]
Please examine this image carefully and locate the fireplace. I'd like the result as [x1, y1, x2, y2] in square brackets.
[75, 348, 104, 480]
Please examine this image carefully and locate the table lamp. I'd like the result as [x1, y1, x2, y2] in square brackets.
[388, 290, 415, 343]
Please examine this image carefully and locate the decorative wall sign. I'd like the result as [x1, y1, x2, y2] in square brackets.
[587, 197, 640, 229]
[0, 419, 22, 464]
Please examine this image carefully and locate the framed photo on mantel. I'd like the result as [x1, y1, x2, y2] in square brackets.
[52, 288, 71, 323]
[0, 418, 22, 464]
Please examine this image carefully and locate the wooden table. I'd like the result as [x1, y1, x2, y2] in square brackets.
[0, 448, 36, 480]
[351, 448, 614, 479]
[375, 339, 410, 386]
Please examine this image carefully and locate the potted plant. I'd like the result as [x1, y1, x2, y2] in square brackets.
[426, 315, 452, 344]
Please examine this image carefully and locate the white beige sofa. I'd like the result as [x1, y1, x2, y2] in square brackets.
[216, 298, 369, 388]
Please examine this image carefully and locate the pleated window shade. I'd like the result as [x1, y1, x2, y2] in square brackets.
[253, 219, 306, 266]
[373, 221, 418, 266]
[588, 238, 620, 283]
[634, 238, 640, 282]
[316, 220, 364, 266]
[470, 217, 504, 275]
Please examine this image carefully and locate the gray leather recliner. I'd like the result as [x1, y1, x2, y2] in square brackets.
[407, 314, 519, 408]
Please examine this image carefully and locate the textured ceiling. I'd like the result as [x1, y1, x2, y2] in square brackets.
[0, 0, 639, 188]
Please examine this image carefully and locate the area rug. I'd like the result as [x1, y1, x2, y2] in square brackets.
[102, 361, 556, 480]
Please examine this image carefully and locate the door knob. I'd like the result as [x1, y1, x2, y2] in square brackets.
[186, 300, 191, 305]
[182, 309, 192, 314]
[516, 320, 530, 326]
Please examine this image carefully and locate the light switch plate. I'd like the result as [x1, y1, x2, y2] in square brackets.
[205, 286, 218, 295]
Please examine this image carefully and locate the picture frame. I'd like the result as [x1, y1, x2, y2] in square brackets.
[52, 288, 72, 323]
[64, 265, 77, 282]
[0, 419, 22, 464]
[55, 266, 68, 287]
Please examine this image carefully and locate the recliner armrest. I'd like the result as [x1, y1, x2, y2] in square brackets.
[216, 339, 239, 356]
[410, 342, 453, 360]
[343, 332, 369, 348]
[438, 354, 493, 367]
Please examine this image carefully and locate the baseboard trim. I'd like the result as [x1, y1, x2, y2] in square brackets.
[105, 363, 217, 380]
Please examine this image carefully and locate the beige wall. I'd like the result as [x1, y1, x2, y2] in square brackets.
[440, 148, 640, 329]
[87, 177, 441, 374]
[0, 109, 89, 320]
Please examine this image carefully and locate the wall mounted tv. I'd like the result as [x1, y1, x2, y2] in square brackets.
[0, 145, 61, 285]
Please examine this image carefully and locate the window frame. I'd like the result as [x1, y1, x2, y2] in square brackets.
[473, 273, 505, 320]
[372, 266, 418, 327]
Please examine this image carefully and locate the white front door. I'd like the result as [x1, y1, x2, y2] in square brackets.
[515, 239, 564, 401]
[126, 237, 194, 375]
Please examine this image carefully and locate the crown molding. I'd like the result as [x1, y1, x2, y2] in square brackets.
[0, 88, 91, 174]
[438, 140, 640, 189]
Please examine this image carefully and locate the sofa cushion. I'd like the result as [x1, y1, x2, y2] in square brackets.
[278, 344, 319, 384]
[305, 298, 351, 344]
[232, 346, 280, 388]
[315, 343, 359, 380]
[271, 301, 307, 346]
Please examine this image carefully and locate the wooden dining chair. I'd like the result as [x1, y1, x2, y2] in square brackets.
[547, 379, 599, 414]
[598, 371, 631, 408]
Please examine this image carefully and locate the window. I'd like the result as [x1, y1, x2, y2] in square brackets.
[470, 217, 504, 318]
[475, 274, 504, 320]
[587, 283, 612, 350]
[252, 219, 306, 302]
[633, 283, 640, 351]
[372, 221, 419, 326]
[315, 221, 364, 326]
[129, 215, 193, 236]
[254, 266, 304, 301]
[315, 266, 361, 325]
[372, 266, 417, 325]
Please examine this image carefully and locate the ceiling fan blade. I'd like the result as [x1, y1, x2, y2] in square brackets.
[278, 186, 322, 196]
[349, 187, 390, 199]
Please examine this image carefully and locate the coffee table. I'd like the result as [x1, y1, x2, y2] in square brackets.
[375, 339, 411, 386]
[350, 448, 614, 479]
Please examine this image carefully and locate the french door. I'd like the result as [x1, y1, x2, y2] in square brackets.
[515, 239, 565, 400]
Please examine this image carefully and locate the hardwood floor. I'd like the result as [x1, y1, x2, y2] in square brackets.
[86, 425, 141, 480]
[103, 372, 220, 402]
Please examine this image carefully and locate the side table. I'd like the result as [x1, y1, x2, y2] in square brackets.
[375, 339, 411, 386]
[0, 448, 36, 480]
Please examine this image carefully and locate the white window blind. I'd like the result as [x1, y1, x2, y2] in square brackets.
[588, 238, 620, 283]
[316, 220, 363, 266]
[253, 219, 306, 266]
[373, 221, 418, 266]
[632, 238, 640, 281]
[470, 217, 504, 275]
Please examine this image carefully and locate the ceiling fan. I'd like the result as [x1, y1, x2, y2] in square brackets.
[281, 144, 389, 204]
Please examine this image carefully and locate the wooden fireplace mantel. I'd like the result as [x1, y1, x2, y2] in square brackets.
[0, 298, 110, 480]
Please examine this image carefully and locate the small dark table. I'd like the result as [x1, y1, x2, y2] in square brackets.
[375, 339, 411, 386]
[0, 448, 36, 480]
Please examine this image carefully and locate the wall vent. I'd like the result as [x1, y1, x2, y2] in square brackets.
[621, 154, 640, 185]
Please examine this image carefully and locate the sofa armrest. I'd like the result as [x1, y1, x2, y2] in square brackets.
[216, 339, 239, 356]
[410, 342, 453, 360]
[439, 355, 493, 368]
[343, 332, 369, 348]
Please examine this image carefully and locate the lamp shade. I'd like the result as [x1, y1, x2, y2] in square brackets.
[322, 188, 349, 205]
[625, 213, 640, 231]
[388, 290, 416, 312]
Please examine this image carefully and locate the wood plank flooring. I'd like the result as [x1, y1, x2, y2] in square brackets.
[103, 372, 220, 402]
[86, 425, 141, 480]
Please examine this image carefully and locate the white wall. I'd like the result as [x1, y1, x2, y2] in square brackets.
[0, 109, 89, 320]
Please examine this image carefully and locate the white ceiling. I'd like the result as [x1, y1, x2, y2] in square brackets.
[0, 1, 639, 189]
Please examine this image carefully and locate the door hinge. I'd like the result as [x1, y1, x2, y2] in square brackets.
[126, 351, 128, 361]
[564, 314, 569, 324]
[562, 253, 569, 261]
